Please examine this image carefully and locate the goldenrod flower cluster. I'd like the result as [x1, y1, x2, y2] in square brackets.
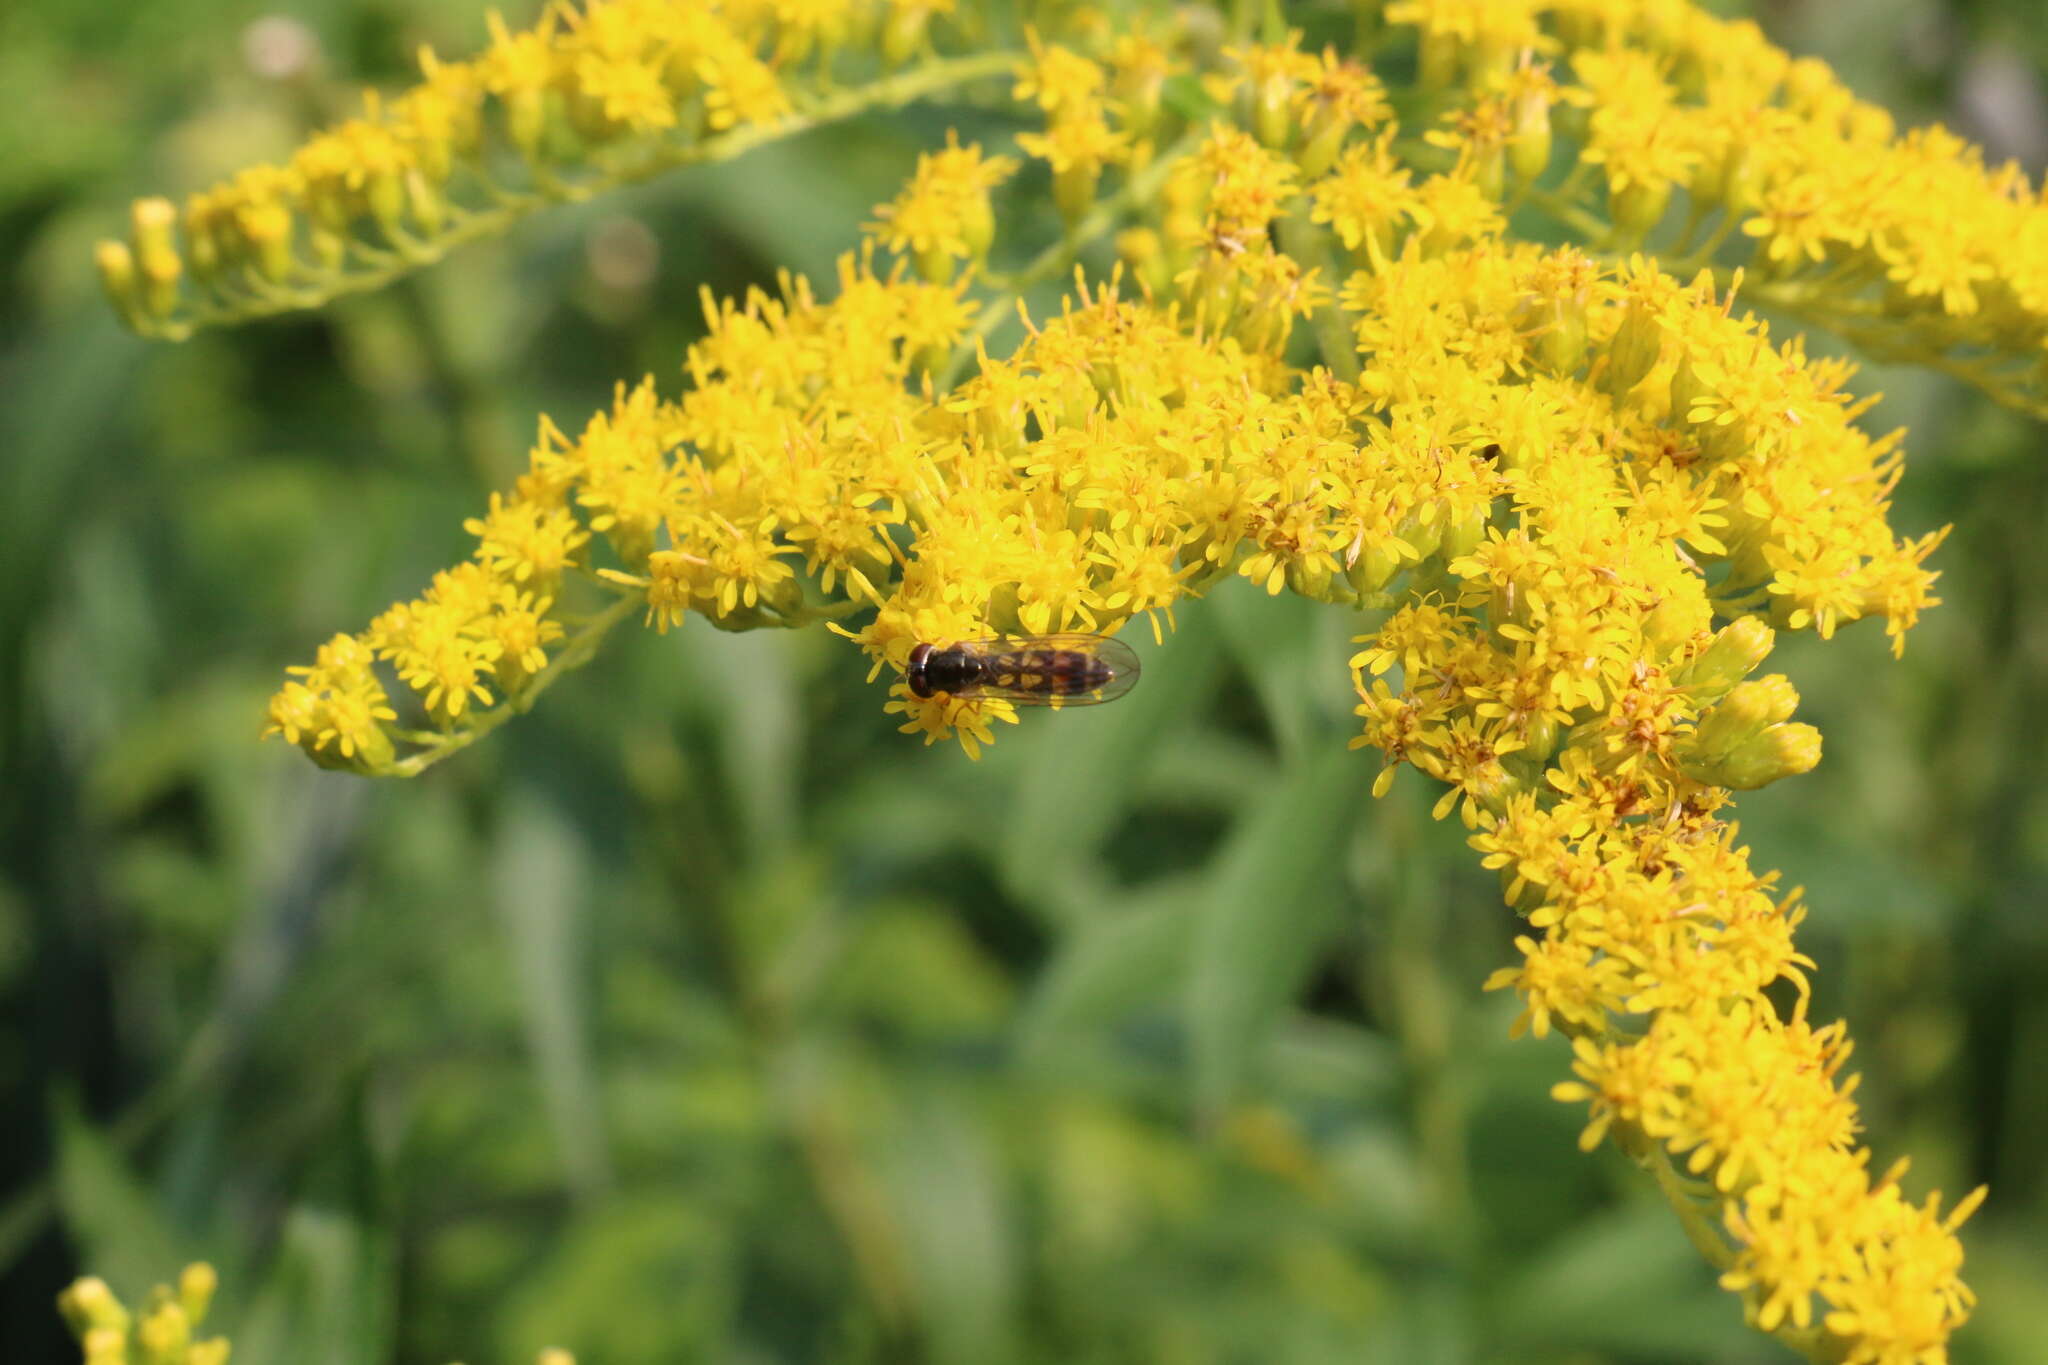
[1396, 0, 2048, 418]
[100, 0, 2025, 1358]
[94, 0, 1010, 339]
[55, 1265, 577, 1365]
[57, 1265, 228, 1365]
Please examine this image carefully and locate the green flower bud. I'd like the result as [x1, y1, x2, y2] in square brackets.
[1440, 505, 1489, 561]
[137, 1302, 191, 1365]
[1346, 538, 1409, 595]
[95, 240, 144, 329]
[131, 197, 184, 319]
[58, 1278, 130, 1341]
[1286, 554, 1336, 601]
[1688, 673, 1799, 759]
[1052, 161, 1101, 232]
[1672, 616, 1774, 699]
[1508, 95, 1552, 186]
[1682, 718, 1821, 790]
[179, 1264, 219, 1328]
[1609, 177, 1672, 248]
[1602, 299, 1664, 396]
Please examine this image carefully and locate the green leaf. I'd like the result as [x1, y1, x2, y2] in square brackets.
[496, 1194, 737, 1362]
[883, 1092, 1020, 1365]
[232, 1089, 399, 1365]
[233, 1204, 398, 1365]
[997, 612, 1225, 925]
[492, 788, 611, 1199]
[1015, 876, 1203, 1061]
[1187, 743, 1366, 1115]
[51, 1096, 196, 1302]
[1488, 1204, 1756, 1357]
[1207, 582, 1357, 762]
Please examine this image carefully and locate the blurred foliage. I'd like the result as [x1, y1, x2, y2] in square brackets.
[3, 0, 2046, 1362]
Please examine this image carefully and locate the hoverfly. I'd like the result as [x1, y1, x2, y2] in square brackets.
[906, 633, 1141, 706]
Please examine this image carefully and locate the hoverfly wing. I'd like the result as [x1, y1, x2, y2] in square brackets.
[957, 632, 1141, 706]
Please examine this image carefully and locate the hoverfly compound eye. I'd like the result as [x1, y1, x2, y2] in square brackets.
[906, 642, 936, 699]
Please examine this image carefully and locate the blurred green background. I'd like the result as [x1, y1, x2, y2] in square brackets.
[4, 0, 2045, 1361]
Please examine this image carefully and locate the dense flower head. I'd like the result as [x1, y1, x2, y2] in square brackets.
[56, 1263, 582, 1365]
[56, 1265, 228, 1365]
[102, 0, 2021, 1359]
[93, 0, 1011, 339]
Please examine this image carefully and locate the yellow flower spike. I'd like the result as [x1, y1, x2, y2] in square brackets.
[1108, 32, 1171, 146]
[186, 1342, 231, 1365]
[93, 240, 144, 329]
[1018, 104, 1128, 230]
[176, 1264, 218, 1330]
[58, 1277, 131, 1341]
[129, 197, 184, 320]
[82, 1327, 128, 1365]
[1214, 36, 1319, 151]
[135, 1302, 190, 1365]
[1500, 58, 1557, 187]
[869, 133, 1018, 281]
[1295, 51, 1391, 180]
[536, 1350, 577, 1365]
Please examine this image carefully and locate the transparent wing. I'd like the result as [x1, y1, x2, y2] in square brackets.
[953, 632, 1142, 706]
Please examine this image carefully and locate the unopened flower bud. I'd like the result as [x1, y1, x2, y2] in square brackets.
[1440, 505, 1488, 560]
[1537, 299, 1588, 374]
[1117, 227, 1173, 300]
[407, 169, 447, 235]
[1509, 91, 1552, 185]
[1347, 537, 1411, 595]
[1417, 31, 1459, 91]
[1668, 353, 1709, 429]
[882, 1, 934, 65]
[1521, 710, 1563, 763]
[83, 1326, 127, 1365]
[366, 169, 407, 238]
[505, 87, 548, 159]
[137, 1302, 190, 1365]
[59, 1278, 130, 1340]
[1689, 673, 1799, 759]
[1609, 177, 1672, 248]
[1052, 161, 1100, 231]
[179, 1264, 218, 1327]
[1682, 716, 1821, 790]
[131, 197, 184, 318]
[95, 240, 144, 329]
[1602, 298, 1664, 395]
[1672, 616, 1774, 699]
[1286, 554, 1335, 600]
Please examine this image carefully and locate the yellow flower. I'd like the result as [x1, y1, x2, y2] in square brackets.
[868, 134, 1018, 278]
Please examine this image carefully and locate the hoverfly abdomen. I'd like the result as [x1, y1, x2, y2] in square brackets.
[906, 633, 1140, 705]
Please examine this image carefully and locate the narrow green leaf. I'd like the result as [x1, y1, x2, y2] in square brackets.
[1187, 743, 1366, 1115]
[51, 1096, 195, 1301]
[233, 1203, 397, 1365]
[998, 612, 1224, 923]
[493, 789, 611, 1199]
[1015, 876, 1203, 1061]
[883, 1092, 1019, 1365]
[1207, 582, 1357, 761]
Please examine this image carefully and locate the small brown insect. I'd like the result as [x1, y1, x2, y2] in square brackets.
[906, 633, 1141, 706]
